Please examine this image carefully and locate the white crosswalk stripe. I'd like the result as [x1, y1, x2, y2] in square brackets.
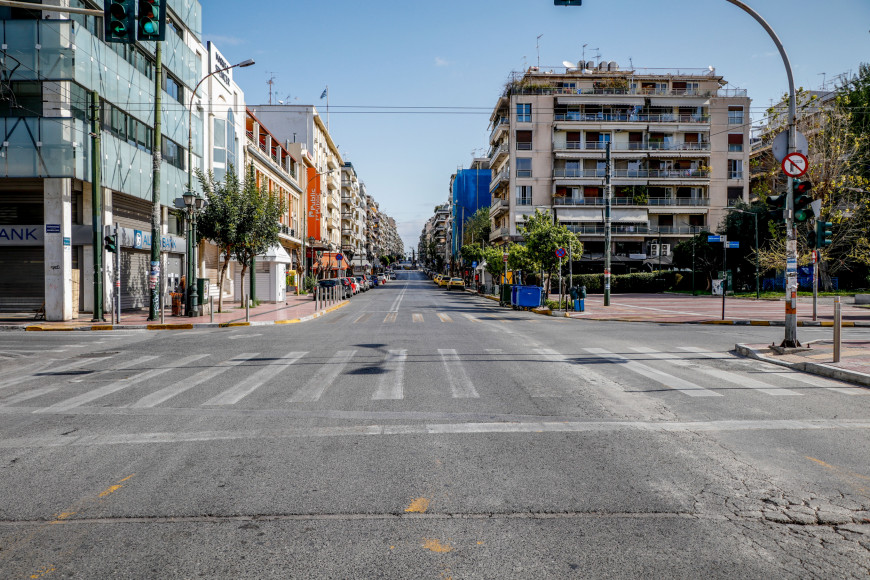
[412, 313, 424, 323]
[438, 349, 479, 398]
[129, 353, 259, 408]
[679, 346, 867, 395]
[0, 356, 112, 391]
[204, 352, 307, 406]
[288, 350, 356, 403]
[0, 386, 58, 407]
[354, 313, 372, 323]
[33, 355, 162, 413]
[630, 347, 801, 396]
[534, 348, 629, 398]
[583, 348, 721, 397]
[437, 313, 453, 323]
[383, 312, 397, 323]
[372, 349, 407, 400]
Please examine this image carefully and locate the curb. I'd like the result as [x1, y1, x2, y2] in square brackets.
[735, 343, 870, 388]
[18, 300, 350, 332]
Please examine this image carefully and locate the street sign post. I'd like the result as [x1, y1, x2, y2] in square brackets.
[336, 253, 343, 262]
[782, 152, 808, 178]
[726, 241, 740, 249]
[555, 247, 566, 258]
[707, 235, 722, 243]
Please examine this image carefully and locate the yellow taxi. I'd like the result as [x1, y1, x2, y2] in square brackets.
[447, 277, 465, 290]
[437, 275, 450, 287]
[433, 274, 443, 285]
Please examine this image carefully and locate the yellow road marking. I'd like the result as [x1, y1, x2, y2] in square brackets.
[422, 538, 452, 553]
[405, 497, 430, 513]
[437, 313, 452, 323]
[412, 313, 424, 323]
[384, 313, 397, 323]
[29, 565, 55, 578]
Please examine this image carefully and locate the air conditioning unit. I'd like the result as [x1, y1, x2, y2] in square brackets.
[650, 243, 671, 257]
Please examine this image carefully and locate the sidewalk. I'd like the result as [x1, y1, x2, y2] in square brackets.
[736, 340, 870, 389]
[0, 293, 348, 331]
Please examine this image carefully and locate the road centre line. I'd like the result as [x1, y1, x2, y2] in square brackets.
[388, 282, 408, 313]
[3, 418, 870, 448]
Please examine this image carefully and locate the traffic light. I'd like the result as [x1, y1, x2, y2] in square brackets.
[792, 179, 814, 222]
[766, 193, 786, 223]
[554, 0, 582, 4]
[105, 0, 135, 44]
[816, 220, 833, 249]
[104, 235, 117, 254]
[137, 0, 166, 42]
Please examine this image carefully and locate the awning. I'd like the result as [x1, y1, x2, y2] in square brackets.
[613, 209, 649, 222]
[648, 98, 709, 107]
[258, 244, 293, 264]
[557, 96, 644, 106]
[312, 252, 343, 271]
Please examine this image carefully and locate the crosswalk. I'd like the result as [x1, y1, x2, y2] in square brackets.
[0, 346, 866, 415]
[324, 312, 540, 325]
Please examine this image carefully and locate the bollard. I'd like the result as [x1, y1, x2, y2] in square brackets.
[834, 296, 842, 363]
[160, 292, 165, 324]
[245, 294, 250, 322]
[210, 296, 214, 324]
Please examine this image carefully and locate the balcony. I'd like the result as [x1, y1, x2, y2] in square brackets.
[553, 197, 709, 207]
[489, 227, 511, 242]
[489, 166, 510, 192]
[488, 142, 509, 168]
[554, 113, 709, 124]
[489, 117, 509, 143]
[326, 172, 340, 190]
[327, 194, 340, 210]
[565, 224, 705, 236]
[279, 225, 300, 243]
[490, 197, 509, 217]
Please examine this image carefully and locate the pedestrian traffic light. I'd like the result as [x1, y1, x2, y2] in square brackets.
[104, 235, 117, 253]
[137, 0, 166, 42]
[766, 193, 786, 223]
[793, 179, 814, 222]
[105, 0, 135, 43]
[816, 220, 833, 249]
[554, 0, 582, 4]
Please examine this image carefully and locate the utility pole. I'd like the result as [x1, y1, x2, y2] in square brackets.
[91, 90, 104, 321]
[148, 42, 163, 320]
[604, 141, 612, 306]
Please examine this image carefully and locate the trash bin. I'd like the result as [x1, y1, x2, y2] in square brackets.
[515, 286, 543, 309]
[569, 286, 586, 312]
[510, 285, 520, 309]
[500, 284, 513, 307]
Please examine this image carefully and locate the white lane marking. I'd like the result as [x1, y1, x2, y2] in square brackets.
[630, 347, 801, 397]
[288, 350, 357, 403]
[129, 353, 258, 408]
[438, 349, 479, 398]
[33, 355, 164, 413]
[0, 386, 58, 407]
[203, 352, 307, 406]
[412, 313, 424, 323]
[462, 314, 480, 323]
[437, 313, 453, 323]
[389, 283, 408, 313]
[584, 348, 721, 397]
[0, 357, 110, 391]
[485, 349, 504, 355]
[383, 313, 397, 324]
[681, 347, 867, 396]
[8, 419, 870, 448]
[534, 347, 634, 398]
[228, 334, 261, 340]
[372, 349, 407, 400]
[677, 346, 733, 359]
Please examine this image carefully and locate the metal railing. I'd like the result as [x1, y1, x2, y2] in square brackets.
[489, 227, 510, 241]
[553, 197, 709, 207]
[728, 171, 744, 180]
[489, 167, 510, 191]
[516, 197, 533, 206]
[564, 224, 703, 235]
[553, 168, 710, 179]
[490, 197, 508, 214]
[556, 141, 710, 152]
[554, 113, 709, 123]
[489, 117, 509, 142]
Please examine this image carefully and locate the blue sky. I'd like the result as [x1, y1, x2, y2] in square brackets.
[204, 0, 870, 254]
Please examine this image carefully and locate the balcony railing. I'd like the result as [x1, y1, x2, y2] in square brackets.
[488, 142, 508, 165]
[489, 117, 509, 142]
[489, 227, 511, 241]
[516, 197, 533, 206]
[728, 171, 744, 180]
[491, 197, 508, 214]
[554, 113, 709, 124]
[505, 81, 747, 98]
[553, 197, 709, 207]
[553, 168, 710, 179]
[489, 167, 510, 191]
[559, 141, 710, 152]
[565, 224, 704, 236]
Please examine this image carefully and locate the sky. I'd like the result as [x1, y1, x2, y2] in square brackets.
[203, 0, 870, 254]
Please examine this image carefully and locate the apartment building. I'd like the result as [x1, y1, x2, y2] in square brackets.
[341, 162, 369, 272]
[366, 195, 380, 262]
[0, 0, 204, 319]
[487, 63, 750, 267]
[247, 105, 342, 253]
[433, 203, 451, 266]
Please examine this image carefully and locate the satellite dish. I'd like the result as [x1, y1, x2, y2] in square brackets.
[563, 60, 575, 69]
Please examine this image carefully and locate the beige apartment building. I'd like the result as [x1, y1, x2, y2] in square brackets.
[488, 64, 750, 266]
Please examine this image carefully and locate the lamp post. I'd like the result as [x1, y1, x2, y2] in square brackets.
[728, 207, 759, 300]
[184, 58, 254, 316]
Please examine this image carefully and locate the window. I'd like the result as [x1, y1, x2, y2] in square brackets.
[516, 103, 531, 123]
[728, 133, 744, 152]
[163, 72, 183, 104]
[0, 81, 42, 117]
[516, 185, 532, 205]
[516, 158, 532, 178]
[212, 109, 237, 182]
[728, 187, 743, 206]
[728, 106, 744, 125]
[728, 159, 743, 180]
[516, 130, 532, 150]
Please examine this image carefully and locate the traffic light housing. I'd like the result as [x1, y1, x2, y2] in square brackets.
[816, 220, 833, 249]
[104, 235, 117, 254]
[105, 0, 135, 44]
[766, 193, 786, 223]
[137, 0, 166, 42]
[792, 179, 814, 222]
[554, 0, 582, 4]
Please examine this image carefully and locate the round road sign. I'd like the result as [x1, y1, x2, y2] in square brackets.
[782, 152, 808, 178]
[555, 247, 566, 258]
[335, 253, 344, 262]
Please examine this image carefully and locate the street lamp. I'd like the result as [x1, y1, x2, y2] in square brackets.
[727, 207, 759, 300]
[182, 192, 208, 316]
[184, 58, 254, 316]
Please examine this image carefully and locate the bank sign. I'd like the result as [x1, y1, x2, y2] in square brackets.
[0, 226, 40, 245]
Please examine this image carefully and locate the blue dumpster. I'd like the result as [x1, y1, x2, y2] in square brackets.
[510, 285, 520, 308]
[515, 286, 543, 309]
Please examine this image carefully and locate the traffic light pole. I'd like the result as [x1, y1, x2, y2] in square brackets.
[148, 42, 162, 321]
[604, 141, 612, 306]
[725, 0, 799, 347]
[91, 90, 104, 322]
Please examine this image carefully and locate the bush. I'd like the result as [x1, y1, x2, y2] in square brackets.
[303, 274, 317, 293]
[566, 270, 683, 294]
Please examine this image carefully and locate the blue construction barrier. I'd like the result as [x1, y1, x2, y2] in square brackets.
[762, 277, 838, 291]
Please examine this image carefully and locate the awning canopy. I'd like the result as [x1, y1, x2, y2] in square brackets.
[554, 208, 649, 222]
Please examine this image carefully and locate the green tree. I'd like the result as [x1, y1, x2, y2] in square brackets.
[519, 209, 581, 293]
[232, 165, 285, 302]
[197, 167, 243, 313]
[462, 207, 491, 246]
[672, 232, 717, 290]
[720, 201, 773, 289]
[459, 243, 485, 266]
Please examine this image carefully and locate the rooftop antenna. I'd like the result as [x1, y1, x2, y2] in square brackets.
[593, 49, 601, 65]
[818, 72, 827, 90]
[582, 43, 588, 63]
[266, 72, 277, 105]
[629, 57, 634, 70]
[536, 34, 543, 68]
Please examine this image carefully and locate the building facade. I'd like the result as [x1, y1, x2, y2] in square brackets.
[450, 158, 491, 259]
[487, 64, 750, 268]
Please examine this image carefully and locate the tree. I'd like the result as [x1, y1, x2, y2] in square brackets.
[197, 167, 243, 313]
[462, 207, 491, 246]
[519, 209, 581, 294]
[719, 201, 773, 289]
[232, 165, 285, 302]
[672, 232, 717, 290]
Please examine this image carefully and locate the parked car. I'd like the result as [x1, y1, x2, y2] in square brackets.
[344, 277, 359, 294]
[389, 273, 397, 280]
[437, 276, 450, 287]
[370, 275, 380, 287]
[313, 279, 342, 300]
[338, 277, 354, 298]
[447, 277, 465, 290]
[355, 276, 368, 291]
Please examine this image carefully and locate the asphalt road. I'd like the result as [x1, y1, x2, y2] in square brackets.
[1, 270, 868, 579]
